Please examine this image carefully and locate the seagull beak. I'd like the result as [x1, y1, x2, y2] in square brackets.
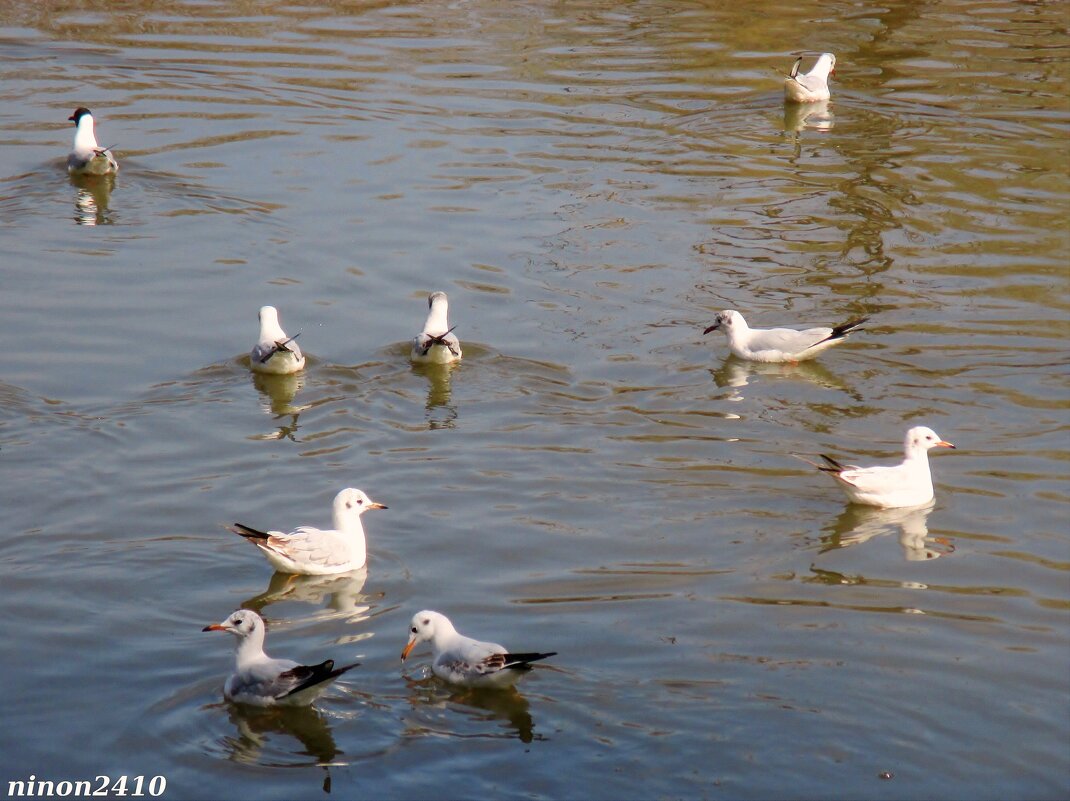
[936, 441, 955, 449]
[202, 624, 227, 632]
[401, 639, 416, 662]
[367, 501, 387, 510]
[702, 322, 721, 335]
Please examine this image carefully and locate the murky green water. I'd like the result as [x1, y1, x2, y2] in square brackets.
[1, 1, 1067, 799]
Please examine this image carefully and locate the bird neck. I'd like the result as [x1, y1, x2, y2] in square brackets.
[333, 504, 367, 536]
[810, 56, 834, 80]
[74, 116, 99, 151]
[430, 618, 458, 649]
[234, 629, 268, 670]
[423, 302, 450, 336]
[903, 445, 933, 467]
[259, 320, 286, 342]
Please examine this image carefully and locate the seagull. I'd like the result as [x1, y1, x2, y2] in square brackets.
[795, 426, 956, 508]
[227, 488, 386, 575]
[250, 305, 305, 375]
[703, 309, 867, 363]
[783, 53, 836, 103]
[401, 610, 556, 688]
[202, 609, 358, 707]
[411, 292, 462, 364]
[67, 107, 118, 176]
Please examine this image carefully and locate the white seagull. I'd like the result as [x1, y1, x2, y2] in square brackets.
[67, 107, 118, 176]
[250, 305, 305, 375]
[795, 426, 956, 508]
[411, 292, 462, 364]
[227, 487, 386, 575]
[401, 610, 556, 688]
[203, 609, 358, 707]
[784, 53, 836, 103]
[703, 309, 867, 363]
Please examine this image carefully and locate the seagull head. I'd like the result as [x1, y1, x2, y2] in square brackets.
[68, 107, 93, 126]
[334, 487, 387, 518]
[202, 609, 264, 639]
[257, 305, 288, 340]
[703, 310, 744, 336]
[428, 291, 449, 309]
[904, 426, 955, 457]
[401, 610, 452, 661]
[814, 53, 836, 79]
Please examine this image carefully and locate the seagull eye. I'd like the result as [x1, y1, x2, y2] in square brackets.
[411, 626, 417, 633]
[356, 498, 363, 505]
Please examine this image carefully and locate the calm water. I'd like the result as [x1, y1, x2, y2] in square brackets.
[1, 1, 1068, 799]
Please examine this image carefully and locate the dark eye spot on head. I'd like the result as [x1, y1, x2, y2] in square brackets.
[422, 618, 430, 625]
[346, 502, 352, 509]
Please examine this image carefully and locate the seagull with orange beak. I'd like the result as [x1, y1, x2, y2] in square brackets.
[795, 426, 956, 508]
[784, 52, 837, 103]
[203, 609, 358, 706]
[227, 487, 386, 574]
[401, 610, 556, 688]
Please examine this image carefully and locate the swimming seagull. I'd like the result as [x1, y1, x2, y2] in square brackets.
[203, 609, 359, 706]
[67, 107, 118, 176]
[227, 488, 386, 575]
[401, 610, 556, 688]
[411, 292, 462, 364]
[250, 305, 305, 375]
[795, 426, 956, 508]
[703, 309, 868, 363]
[783, 53, 836, 103]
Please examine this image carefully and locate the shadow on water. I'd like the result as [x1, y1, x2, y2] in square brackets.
[710, 354, 862, 401]
[402, 677, 545, 745]
[69, 171, 116, 226]
[242, 569, 377, 627]
[409, 360, 458, 430]
[818, 501, 956, 562]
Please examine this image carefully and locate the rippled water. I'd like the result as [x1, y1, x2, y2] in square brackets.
[1, 1, 1068, 799]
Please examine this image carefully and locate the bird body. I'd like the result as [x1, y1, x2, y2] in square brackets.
[784, 53, 836, 103]
[203, 610, 358, 706]
[228, 488, 386, 575]
[250, 305, 305, 375]
[703, 309, 867, 363]
[401, 610, 555, 688]
[796, 426, 956, 508]
[67, 108, 118, 176]
[411, 292, 461, 364]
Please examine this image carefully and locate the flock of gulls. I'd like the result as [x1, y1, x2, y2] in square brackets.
[67, 52, 956, 708]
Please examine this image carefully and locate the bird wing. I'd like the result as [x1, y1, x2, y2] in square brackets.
[259, 527, 355, 569]
[253, 334, 302, 364]
[438, 638, 554, 679]
[414, 327, 460, 356]
[232, 658, 357, 701]
[748, 326, 833, 355]
[835, 463, 903, 492]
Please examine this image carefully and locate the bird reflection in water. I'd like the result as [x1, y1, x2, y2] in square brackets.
[250, 370, 308, 441]
[410, 361, 458, 430]
[783, 99, 834, 134]
[242, 569, 373, 626]
[711, 355, 860, 402]
[219, 701, 344, 784]
[69, 173, 116, 226]
[823, 501, 954, 561]
[404, 677, 544, 744]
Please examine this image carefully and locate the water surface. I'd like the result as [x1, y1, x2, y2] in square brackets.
[1, 1, 1068, 799]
